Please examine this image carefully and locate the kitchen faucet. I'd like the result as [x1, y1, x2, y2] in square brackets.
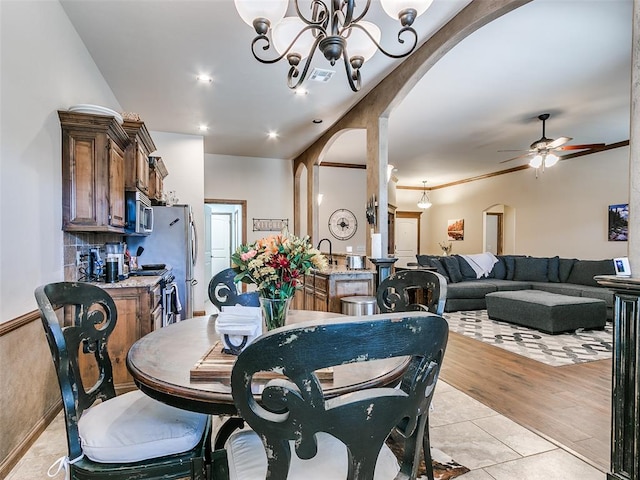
[317, 238, 334, 266]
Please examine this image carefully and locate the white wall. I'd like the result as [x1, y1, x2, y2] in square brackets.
[0, 0, 121, 322]
[318, 166, 367, 253]
[150, 131, 206, 312]
[396, 147, 630, 260]
[204, 154, 294, 245]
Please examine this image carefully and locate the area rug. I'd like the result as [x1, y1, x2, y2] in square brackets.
[386, 435, 470, 480]
[444, 310, 612, 366]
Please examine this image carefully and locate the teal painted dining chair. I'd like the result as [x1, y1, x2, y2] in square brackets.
[377, 269, 448, 316]
[35, 282, 212, 480]
[211, 312, 448, 480]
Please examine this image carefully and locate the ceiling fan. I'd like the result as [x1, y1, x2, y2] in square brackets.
[499, 113, 605, 169]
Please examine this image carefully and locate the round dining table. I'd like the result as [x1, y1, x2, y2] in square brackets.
[126, 310, 410, 417]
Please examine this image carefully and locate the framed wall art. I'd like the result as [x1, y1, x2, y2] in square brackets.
[608, 204, 628, 241]
[447, 219, 464, 241]
[253, 218, 289, 232]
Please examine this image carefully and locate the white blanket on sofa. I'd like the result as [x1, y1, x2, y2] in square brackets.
[460, 253, 499, 278]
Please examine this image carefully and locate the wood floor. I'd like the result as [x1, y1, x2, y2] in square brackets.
[439, 331, 612, 472]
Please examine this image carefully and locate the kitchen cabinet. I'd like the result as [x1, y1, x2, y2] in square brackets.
[122, 119, 156, 195]
[297, 268, 376, 313]
[148, 156, 168, 204]
[73, 278, 162, 393]
[59, 111, 129, 233]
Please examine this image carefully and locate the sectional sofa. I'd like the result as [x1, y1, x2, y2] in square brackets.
[416, 254, 616, 321]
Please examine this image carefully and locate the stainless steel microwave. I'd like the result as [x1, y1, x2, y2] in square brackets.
[125, 191, 153, 235]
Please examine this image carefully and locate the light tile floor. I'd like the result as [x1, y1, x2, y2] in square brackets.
[7, 381, 606, 479]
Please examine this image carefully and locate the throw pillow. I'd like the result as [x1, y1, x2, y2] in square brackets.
[415, 255, 435, 267]
[558, 258, 576, 283]
[441, 256, 463, 283]
[499, 255, 517, 280]
[547, 256, 560, 283]
[566, 259, 615, 287]
[455, 255, 478, 280]
[428, 258, 449, 280]
[513, 257, 549, 282]
[489, 257, 507, 279]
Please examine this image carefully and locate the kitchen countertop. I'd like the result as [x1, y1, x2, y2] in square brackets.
[87, 275, 163, 289]
[313, 265, 376, 275]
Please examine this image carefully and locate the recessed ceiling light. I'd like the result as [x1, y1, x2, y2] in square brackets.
[267, 131, 279, 139]
[196, 74, 213, 83]
[312, 119, 323, 124]
[294, 88, 308, 96]
[198, 124, 209, 132]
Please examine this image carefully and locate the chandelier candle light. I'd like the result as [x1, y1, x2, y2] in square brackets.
[232, 231, 327, 330]
[233, 0, 434, 91]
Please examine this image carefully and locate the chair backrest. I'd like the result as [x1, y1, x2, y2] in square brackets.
[35, 282, 118, 460]
[377, 269, 448, 315]
[231, 312, 448, 480]
[208, 268, 260, 309]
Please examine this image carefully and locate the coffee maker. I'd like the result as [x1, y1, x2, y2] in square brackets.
[105, 242, 126, 279]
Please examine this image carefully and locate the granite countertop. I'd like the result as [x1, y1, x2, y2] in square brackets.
[87, 275, 162, 289]
[313, 265, 376, 275]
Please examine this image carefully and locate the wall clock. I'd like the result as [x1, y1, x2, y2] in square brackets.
[328, 209, 357, 241]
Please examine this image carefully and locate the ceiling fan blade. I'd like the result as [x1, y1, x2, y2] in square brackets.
[546, 136, 572, 149]
[499, 153, 531, 164]
[557, 143, 606, 151]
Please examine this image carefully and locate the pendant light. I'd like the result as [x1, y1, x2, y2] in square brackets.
[417, 180, 432, 209]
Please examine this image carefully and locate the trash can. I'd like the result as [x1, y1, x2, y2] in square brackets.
[341, 296, 377, 316]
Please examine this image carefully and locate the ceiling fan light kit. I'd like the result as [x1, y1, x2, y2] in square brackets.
[500, 113, 608, 175]
[233, 0, 434, 91]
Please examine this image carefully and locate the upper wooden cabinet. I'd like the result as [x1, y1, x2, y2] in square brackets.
[148, 156, 168, 204]
[59, 111, 129, 233]
[122, 119, 156, 194]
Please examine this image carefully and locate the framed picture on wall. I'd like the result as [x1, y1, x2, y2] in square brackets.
[447, 219, 464, 241]
[608, 204, 628, 241]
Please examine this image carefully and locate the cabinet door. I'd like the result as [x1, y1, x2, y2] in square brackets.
[108, 140, 126, 228]
[136, 144, 150, 194]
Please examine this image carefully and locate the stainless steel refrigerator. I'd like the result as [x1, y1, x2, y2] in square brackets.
[127, 204, 197, 319]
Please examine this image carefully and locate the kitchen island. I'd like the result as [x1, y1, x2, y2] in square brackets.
[293, 266, 376, 313]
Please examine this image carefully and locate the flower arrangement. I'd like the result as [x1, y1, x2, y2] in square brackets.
[439, 241, 453, 256]
[231, 231, 327, 301]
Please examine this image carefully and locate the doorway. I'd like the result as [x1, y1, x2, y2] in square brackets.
[394, 211, 422, 267]
[204, 200, 247, 311]
[484, 212, 504, 255]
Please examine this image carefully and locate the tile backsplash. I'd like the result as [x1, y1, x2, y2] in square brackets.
[63, 232, 123, 281]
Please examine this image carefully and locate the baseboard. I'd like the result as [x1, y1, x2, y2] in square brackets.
[0, 400, 61, 478]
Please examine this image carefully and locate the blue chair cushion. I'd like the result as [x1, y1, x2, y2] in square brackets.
[78, 390, 209, 463]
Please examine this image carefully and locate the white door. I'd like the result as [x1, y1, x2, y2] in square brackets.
[395, 216, 419, 267]
[211, 213, 232, 278]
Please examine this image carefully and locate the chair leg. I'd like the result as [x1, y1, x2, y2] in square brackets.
[422, 416, 434, 480]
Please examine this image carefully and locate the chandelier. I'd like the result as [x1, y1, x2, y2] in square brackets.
[417, 180, 432, 209]
[233, 0, 434, 92]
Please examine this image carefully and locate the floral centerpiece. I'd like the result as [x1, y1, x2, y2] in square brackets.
[231, 231, 327, 330]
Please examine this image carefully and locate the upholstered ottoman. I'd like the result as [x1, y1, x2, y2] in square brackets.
[485, 290, 606, 334]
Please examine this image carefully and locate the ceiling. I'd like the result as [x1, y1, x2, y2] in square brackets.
[60, 0, 633, 188]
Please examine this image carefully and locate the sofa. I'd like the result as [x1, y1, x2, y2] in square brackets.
[416, 254, 616, 320]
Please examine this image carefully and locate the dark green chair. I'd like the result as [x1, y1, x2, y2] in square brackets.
[377, 269, 448, 315]
[212, 312, 448, 480]
[208, 268, 260, 310]
[35, 282, 211, 480]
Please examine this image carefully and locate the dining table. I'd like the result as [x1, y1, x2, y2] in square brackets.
[126, 310, 410, 419]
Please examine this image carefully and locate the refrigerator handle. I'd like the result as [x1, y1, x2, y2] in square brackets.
[190, 218, 198, 267]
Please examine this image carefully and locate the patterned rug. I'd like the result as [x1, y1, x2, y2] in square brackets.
[444, 310, 613, 366]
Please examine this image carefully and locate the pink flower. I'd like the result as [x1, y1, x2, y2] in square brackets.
[240, 250, 257, 261]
